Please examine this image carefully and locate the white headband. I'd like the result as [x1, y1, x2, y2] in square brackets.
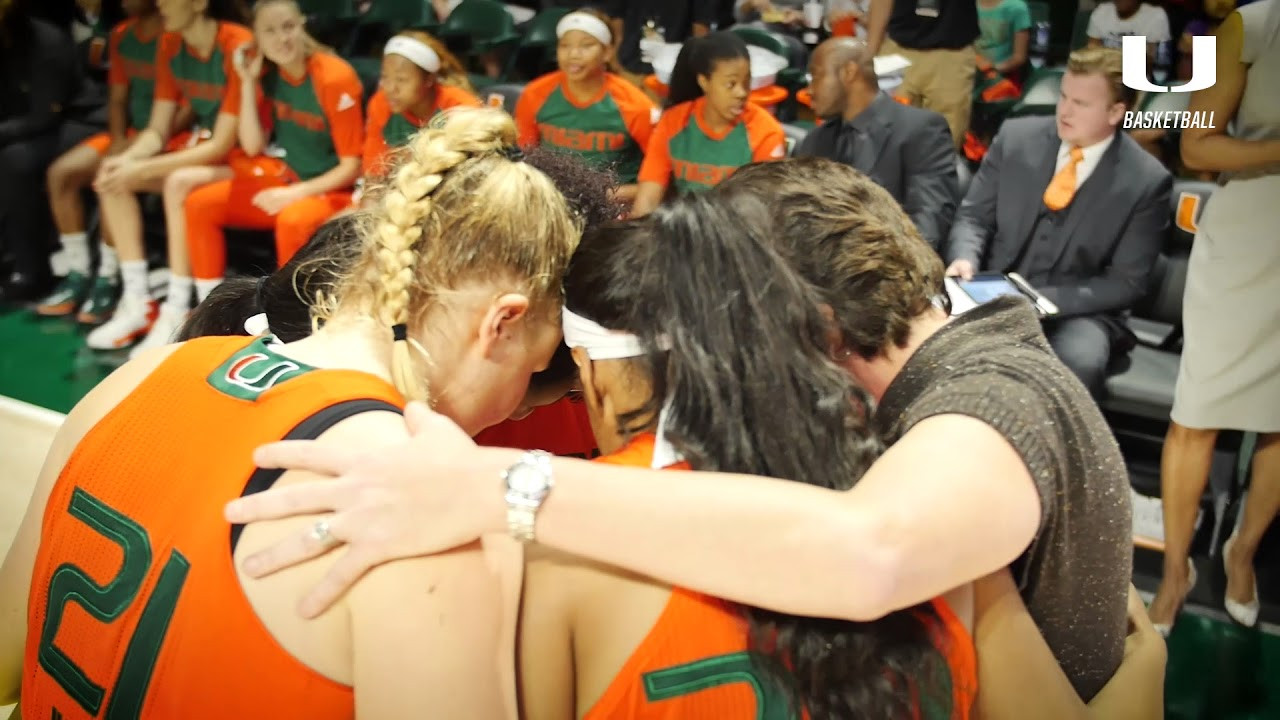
[384, 36, 441, 73]
[556, 12, 612, 46]
[562, 307, 646, 360]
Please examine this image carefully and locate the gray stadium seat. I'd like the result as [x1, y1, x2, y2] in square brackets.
[782, 124, 809, 156]
[483, 83, 525, 115]
[1101, 179, 1216, 420]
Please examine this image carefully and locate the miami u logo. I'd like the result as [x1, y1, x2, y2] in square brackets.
[225, 353, 302, 393]
[1122, 36, 1216, 93]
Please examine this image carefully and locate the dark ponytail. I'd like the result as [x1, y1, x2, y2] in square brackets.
[177, 213, 361, 342]
[666, 31, 750, 108]
[562, 193, 954, 718]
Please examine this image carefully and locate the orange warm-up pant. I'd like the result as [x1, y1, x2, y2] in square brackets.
[185, 156, 351, 279]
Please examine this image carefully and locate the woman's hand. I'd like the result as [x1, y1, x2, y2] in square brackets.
[251, 185, 307, 216]
[224, 403, 509, 617]
[94, 156, 140, 193]
[233, 43, 264, 82]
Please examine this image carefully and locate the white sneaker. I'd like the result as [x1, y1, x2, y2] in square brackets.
[86, 294, 158, 350]
[128, 304, 190, 359]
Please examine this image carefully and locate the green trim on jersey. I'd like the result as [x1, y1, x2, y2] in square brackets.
[668, 121, 753, 194]
[207, 337, 315, 402]
[535, 86, 642, 183]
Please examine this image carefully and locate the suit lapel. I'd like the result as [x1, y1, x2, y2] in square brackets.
[1045, 134, 1123, 269]
[861, 118, 893, 177]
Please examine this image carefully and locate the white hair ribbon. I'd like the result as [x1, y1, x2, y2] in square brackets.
[562, 307, 646, 360]
[384, 36, 441, 73]
[556, 11, 613, 46]
[243, 312, 270, 336]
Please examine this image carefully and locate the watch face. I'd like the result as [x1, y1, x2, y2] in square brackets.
[507, 463, 547, 496]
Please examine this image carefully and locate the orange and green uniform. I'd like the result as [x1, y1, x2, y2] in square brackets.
[82, 18, 164, 156]
[513, 71, 657, 184]
[185, 51, 365, 277]
[474, 397, 599, 458]
[583, 434, 977, 720]
[21, 335, 404, 719]
[638, 98, 786, 195]
[152, 23, 254, 144]
[361, 85, 481, 177]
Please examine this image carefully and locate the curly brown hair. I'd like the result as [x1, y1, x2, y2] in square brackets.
[716, 158, 947, 359]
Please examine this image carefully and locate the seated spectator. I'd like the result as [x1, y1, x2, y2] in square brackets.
[945, 47, 1172, 398]
[173, 0, 364, 351]
[976, 0, 1031, 83]
[796, 37, 956, 251]
[0, 0, 80, 303]
[633, 32, 785, 216]
[85, 0, 252, 351]
[1087, 0, 1171, 54]
[36, 0, 168, 324]
[514, 9, 657, 204]
[361, 32, 479, 182]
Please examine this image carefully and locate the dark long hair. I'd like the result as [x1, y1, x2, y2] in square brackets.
[562, 193, 952, 718]
[208, 0, 250, 23]
[666, 31, 749, 108]
[178, 144, 621, 384]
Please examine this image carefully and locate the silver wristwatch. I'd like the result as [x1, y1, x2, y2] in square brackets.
[502, 450, 554, 542]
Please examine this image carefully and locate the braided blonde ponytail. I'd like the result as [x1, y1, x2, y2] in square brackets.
[326, 107, 579, 404]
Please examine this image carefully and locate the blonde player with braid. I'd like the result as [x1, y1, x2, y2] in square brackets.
[0, 107, 576, 719]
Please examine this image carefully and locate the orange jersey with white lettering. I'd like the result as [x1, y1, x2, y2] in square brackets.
[22, 335, 404, 719]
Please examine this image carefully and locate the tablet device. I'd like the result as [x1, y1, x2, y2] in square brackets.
[944, 273, 1059, 317]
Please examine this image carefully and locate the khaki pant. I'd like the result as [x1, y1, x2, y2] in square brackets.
[881, 39, 977, 148]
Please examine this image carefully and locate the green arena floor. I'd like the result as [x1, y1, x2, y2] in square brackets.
[1, 304, 1278, 717]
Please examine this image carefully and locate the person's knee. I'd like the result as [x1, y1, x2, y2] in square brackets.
[0, 142, 50, 178]
[163, 168, 205, 201]
[1168, 421, 1219, 446]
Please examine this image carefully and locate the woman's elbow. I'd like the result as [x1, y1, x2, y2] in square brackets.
[1180, 134, 1210, 170]
[820, 511, 904, 621]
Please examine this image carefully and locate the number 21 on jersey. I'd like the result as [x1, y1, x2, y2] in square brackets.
[37, 487, 190, 719]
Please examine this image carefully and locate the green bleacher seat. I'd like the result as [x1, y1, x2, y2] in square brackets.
[438, 0, 522, 56]
[503, 7, 572, 80]
[357, 0, 437, 34]
[730, 26, 790, 62]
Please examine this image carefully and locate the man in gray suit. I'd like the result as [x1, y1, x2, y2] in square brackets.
[795, 37, 957, 251]
[946, 47, 1172, 397]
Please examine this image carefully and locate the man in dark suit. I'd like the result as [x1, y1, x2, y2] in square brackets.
[946, 47, 1172, 397]
[796, 37, 957, 251]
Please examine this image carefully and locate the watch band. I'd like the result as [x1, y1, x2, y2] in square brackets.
[506, 504, 538, 543]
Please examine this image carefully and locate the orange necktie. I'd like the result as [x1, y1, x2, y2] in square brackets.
[1043, 146, 1084, 211]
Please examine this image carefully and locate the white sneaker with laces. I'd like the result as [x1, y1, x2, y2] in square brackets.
[128, 304, 190, 359]
[86, 294, 158, 350]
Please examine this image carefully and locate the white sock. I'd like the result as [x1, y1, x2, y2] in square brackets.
[99, 244, 119, 277]
[195, 278, 223, 303]
[61, 233, 90, 274]
[165, 275, 194, 311]
[120, 260, 150, 300]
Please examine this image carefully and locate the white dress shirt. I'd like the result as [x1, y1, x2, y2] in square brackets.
[1055, 133, 1115, 189]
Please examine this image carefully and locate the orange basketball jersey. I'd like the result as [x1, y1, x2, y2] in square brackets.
[22, 335, 404, 719]
[584, 434, 976, 720]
